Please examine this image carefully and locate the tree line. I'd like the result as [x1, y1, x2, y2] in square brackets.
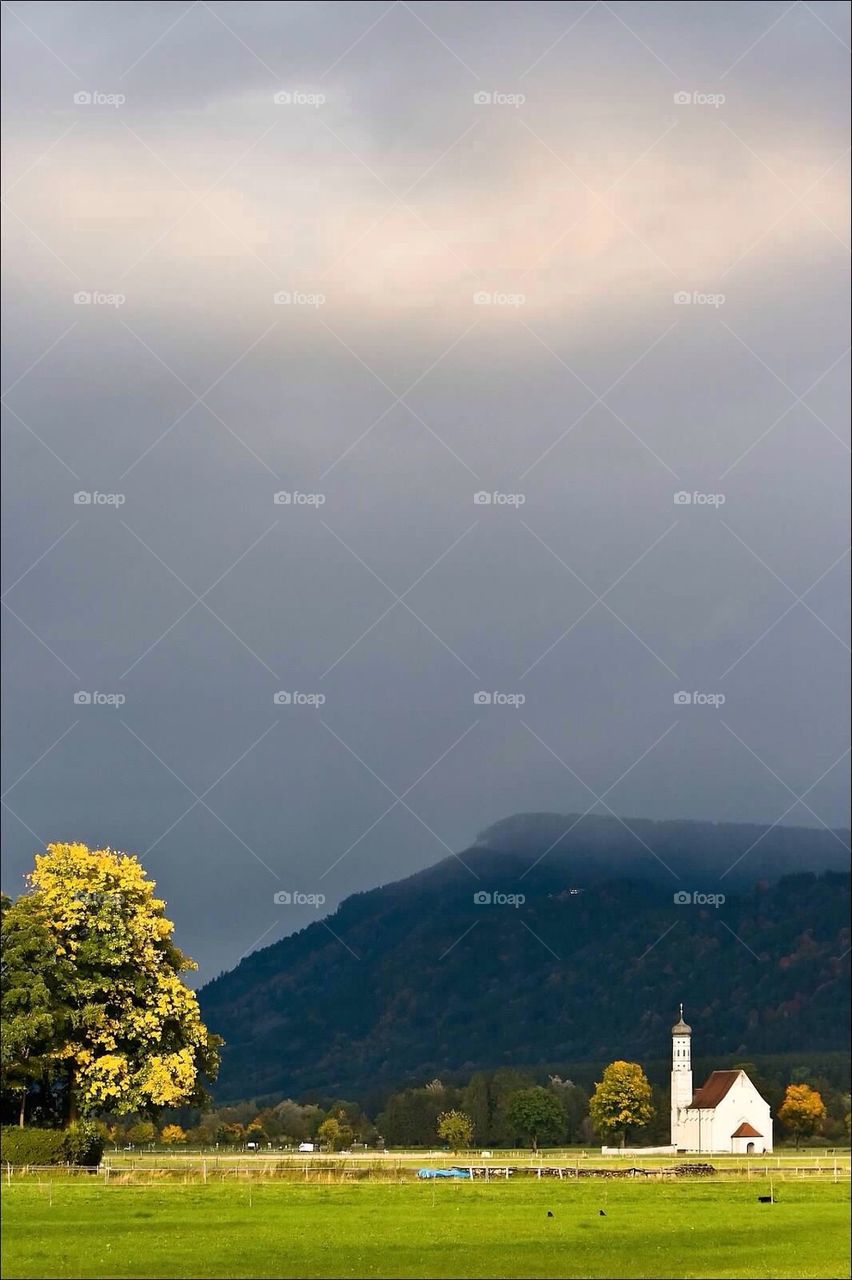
[2, 844, 848, 1154]
[114, 1068, 843, 1152]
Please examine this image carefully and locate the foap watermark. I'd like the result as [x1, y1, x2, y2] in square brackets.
[273, 290, 325, 308]
[474, 691, 525, 707]
[673, 890, 726, 908]
[673, 290, 725, 307]
[673, 490, 725, 507]
[73, 291, 126, 308]
[474, 490, 525, 506]
[274, 890, 326, 907]
[673, 690, 725, 708]
[274, 491, 326, 506]
[73, 90, 125, 108]
[74, 491, 125, 506]
[673, 91, 726, 109]
[73, 691, 126, 707]
[473, 90, 526, 108]
[273, 691, 326, 706]
[273, 90, 326, 107]
[473, 290, 525, 307]
[473, 890, 526, 907]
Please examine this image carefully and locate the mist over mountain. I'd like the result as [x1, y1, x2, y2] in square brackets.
[201, 815, 851, 1100]
[471, 813, 851, 886]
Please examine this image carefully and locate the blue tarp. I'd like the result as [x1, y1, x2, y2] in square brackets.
[417, 1167, 472, 1179]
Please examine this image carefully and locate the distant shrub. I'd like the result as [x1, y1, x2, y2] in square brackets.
[0, 1123, 104, 1167]
[61, 1122, 104, 1166]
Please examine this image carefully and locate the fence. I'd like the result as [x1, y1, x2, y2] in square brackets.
[4, 1157, 850, 1186]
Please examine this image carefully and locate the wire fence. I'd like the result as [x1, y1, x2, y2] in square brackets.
[4, 1157, 850, 1185]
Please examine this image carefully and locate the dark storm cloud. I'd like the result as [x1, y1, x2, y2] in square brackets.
[2, 1, 849, 976]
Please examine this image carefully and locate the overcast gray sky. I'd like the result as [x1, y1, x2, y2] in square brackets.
[2, 1, 849, 978]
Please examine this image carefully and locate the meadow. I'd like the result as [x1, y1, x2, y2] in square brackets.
[2, 1176, 849, 1279]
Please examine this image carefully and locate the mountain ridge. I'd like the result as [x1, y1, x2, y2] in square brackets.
[200, 814, 851, 1100]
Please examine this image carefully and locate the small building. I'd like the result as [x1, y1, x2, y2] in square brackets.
[730, 1121, 765, 1155]
[670, 1006, 773, 1153]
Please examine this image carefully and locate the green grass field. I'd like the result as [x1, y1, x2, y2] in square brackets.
[2, 1179, 849, 1279]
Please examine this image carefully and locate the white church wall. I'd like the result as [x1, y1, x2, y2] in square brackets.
[712, 1076, 773, 1153]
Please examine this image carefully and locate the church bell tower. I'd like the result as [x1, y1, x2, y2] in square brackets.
[670, 1003, 692, 1146]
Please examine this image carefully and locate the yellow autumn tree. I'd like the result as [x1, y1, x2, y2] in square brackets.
[160, 1123, 187, 1144]
[778, 1083, 826, 1149]
[589, 1060, 654, 1148]
[27, 842, 220, 1120]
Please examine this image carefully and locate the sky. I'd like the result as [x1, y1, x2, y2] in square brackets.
[2, 1, 850, 980]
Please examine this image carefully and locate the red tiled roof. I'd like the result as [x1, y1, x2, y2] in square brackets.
[688, 1070, 741, 1109]
[731, 1122, 762, 1138]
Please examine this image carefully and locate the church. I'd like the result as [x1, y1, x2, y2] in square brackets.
[670, 1006, 773, 1153]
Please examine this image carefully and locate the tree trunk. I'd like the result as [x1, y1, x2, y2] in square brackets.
[19, 1090, 26, 1128]
[66, 1063, 77, 1127]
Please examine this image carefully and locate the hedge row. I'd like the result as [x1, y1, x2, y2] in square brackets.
[0, 1123, 104, 1166]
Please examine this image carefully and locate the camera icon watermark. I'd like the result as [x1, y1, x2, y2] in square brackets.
[274, 890, 326, 906]
[273, 90, 326, 107]
[473, 690, 526, 707]
[73, 90, 126, 108]
[673, 690, 725, 708]
[73, 690, 126, 707]
[673, 290, 726, 307]
[473, 889, 525, 907]
[673, 890, 726, 907]
[273, 290, 326, 308]
[673, 490, 726, 507]
[473, 490, 526, 506]
[473, 290, 526, 307]
[73, 291, 126, 308]
[673, 91, 726, 108]
[473, 90, 526, 108]
[273, 491, 326, 506]
[273, 691, 326, 706]
[74, 491, 126, 506]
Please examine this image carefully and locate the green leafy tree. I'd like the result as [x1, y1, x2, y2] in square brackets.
[317, 1116, 341, 1151]
[376, 1087, 446, 1146]
[271, 1099, 323, 1144]
[437, 1109, 474, 1152]
[325, 1098, 374, 1144]
[245, 1122, 267, 1146]
[547, 1076, 589, 1144]
[1, 893, 69, 1125]
[317, 1111, 354, 1151]
[462, 1073, 492, 1146]
[490, 1069, 536, 1146]
[215, 1122, 243, 1146]
[778, 1084, 826, 1148]
[589, 1061, 654, 1148]
[506, 1087, 565, 1151]
[126, 1119, 156, 1145]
